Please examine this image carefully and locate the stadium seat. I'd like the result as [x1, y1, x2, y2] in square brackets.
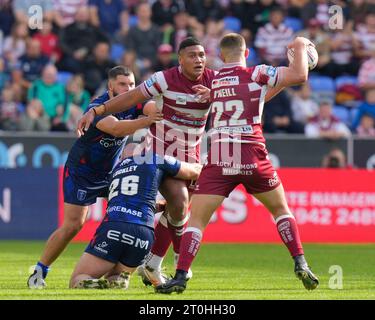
[111, 44, 125, 63]
[129, 15, 138, 27]
[247, 48, 260, 66]
[309, 76, 335, 92]
[309, 75, 336, 103]
[333, 105, 350, 125]
[223, 16, 242, 32]
[284, 17, 304, 32]
[335, 76, 358, 89]
[57, 71, 73, 86]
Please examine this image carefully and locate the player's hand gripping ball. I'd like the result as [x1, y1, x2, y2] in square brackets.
[287, 38, 319, 71]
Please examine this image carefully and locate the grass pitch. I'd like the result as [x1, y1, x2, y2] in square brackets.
[0, 241, 374, 300]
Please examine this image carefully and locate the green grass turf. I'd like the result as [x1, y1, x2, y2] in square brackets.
[0, 241, 374, 300]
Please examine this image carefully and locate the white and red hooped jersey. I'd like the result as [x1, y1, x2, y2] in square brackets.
[209, 63, 282, 145]
[140, 66, 217, 162]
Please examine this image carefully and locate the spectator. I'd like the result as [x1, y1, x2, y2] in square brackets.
[255, 6, 294, 65]
[32, 20, 61, 63]
[27, 64, 67, 131]
[356, 114, 375, 137]
[18, 38, 49, 85]
[0, 0, 15, 38]
[287, 0, 310, 19]
[301, 0, 334, 29]
[263, 90, 305, 133]
[89, 0, 129, 38]
[53, 0, 88, 28]
[65, 75, 91, 131]
[152, 44, 177, 72]
[290, 83, 319, 124]
[0, 29, 3, 57]
[354, 11, 375, 62]
[187, 0, 224, 25]
[202, 19, 224, 69]
[305, 100, 351, 139]
[125, 1, 162, 72]
[0, 58, 9, 92]
[168, 10, 193, 52]
[322, 148, 347, 168]
[349, 0, 371, 28]
[83, 42, 116, 95]
[8, 68, 28, 103]
[298, 18, 331, 75]
[19, 99, 51, 131]
[2, 22, 29, 67]
[241, 0, 278, 35]
[58, 6, 109, 73]
[329, 20, 359, 78]
[0, 86, 22, 131]
[358, 57, 375, 91]
[120, 50, 141, 81]
[352, 89, 375, 130]
[13, 0, 54, 25]
[152, 0, 184, 30]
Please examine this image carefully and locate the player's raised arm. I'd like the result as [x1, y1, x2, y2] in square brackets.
[278, 37, 310, 86]
[265, 37, 312, 102]
[95, 110, 163, 138]
[77, 86, 149, 137]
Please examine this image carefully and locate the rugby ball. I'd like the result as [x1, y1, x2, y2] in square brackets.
[287, 42, 318, 70]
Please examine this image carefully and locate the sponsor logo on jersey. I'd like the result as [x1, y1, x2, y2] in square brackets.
[98, 241, 108, 248]
[266, 66, 277, 77]
[212, 76, 239, 89]
[77, 189, 87, 201]
[268, 172, 279, 187]
[145, 75, 157, 88]
[94, 245, 108, 254]
[176, 95, 187, 105]
[107, 230, 150, 249]
[107, 205, 143, 218]
[100, 137, 123, 148]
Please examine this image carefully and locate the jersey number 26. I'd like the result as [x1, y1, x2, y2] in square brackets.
[108, 175, 140, 201]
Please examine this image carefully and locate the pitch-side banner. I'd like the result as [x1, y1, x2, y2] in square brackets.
[62, 169, 375, 243]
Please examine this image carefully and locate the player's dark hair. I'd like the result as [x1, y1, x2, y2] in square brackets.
[270, 5, 285, 16]
[220, 33, 245, 51]
[108, 66, 133, 80]
[178, 37, 202, 53]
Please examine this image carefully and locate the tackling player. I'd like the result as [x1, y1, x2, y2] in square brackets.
[28, 66, 162, 288]
[156, 34, 319, 294]
[69, 141, 202, 289]
[76, 38, 217, 286]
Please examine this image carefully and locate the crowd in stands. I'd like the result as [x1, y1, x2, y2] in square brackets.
[0, 0, 375, 138]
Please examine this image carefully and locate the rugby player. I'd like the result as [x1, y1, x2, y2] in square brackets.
[77, 38, 217, 286]
[156, 34, 319, 294]
[28, 66, 162, 288]
[69, 141, 202, 289]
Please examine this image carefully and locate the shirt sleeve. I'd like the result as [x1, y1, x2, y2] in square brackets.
[158, 155, 181, 177]
[140, 71, 168, 98]
[251, 64, 280, 88]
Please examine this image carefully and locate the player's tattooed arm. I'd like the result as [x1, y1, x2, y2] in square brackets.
[175, 163, 203, 181]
